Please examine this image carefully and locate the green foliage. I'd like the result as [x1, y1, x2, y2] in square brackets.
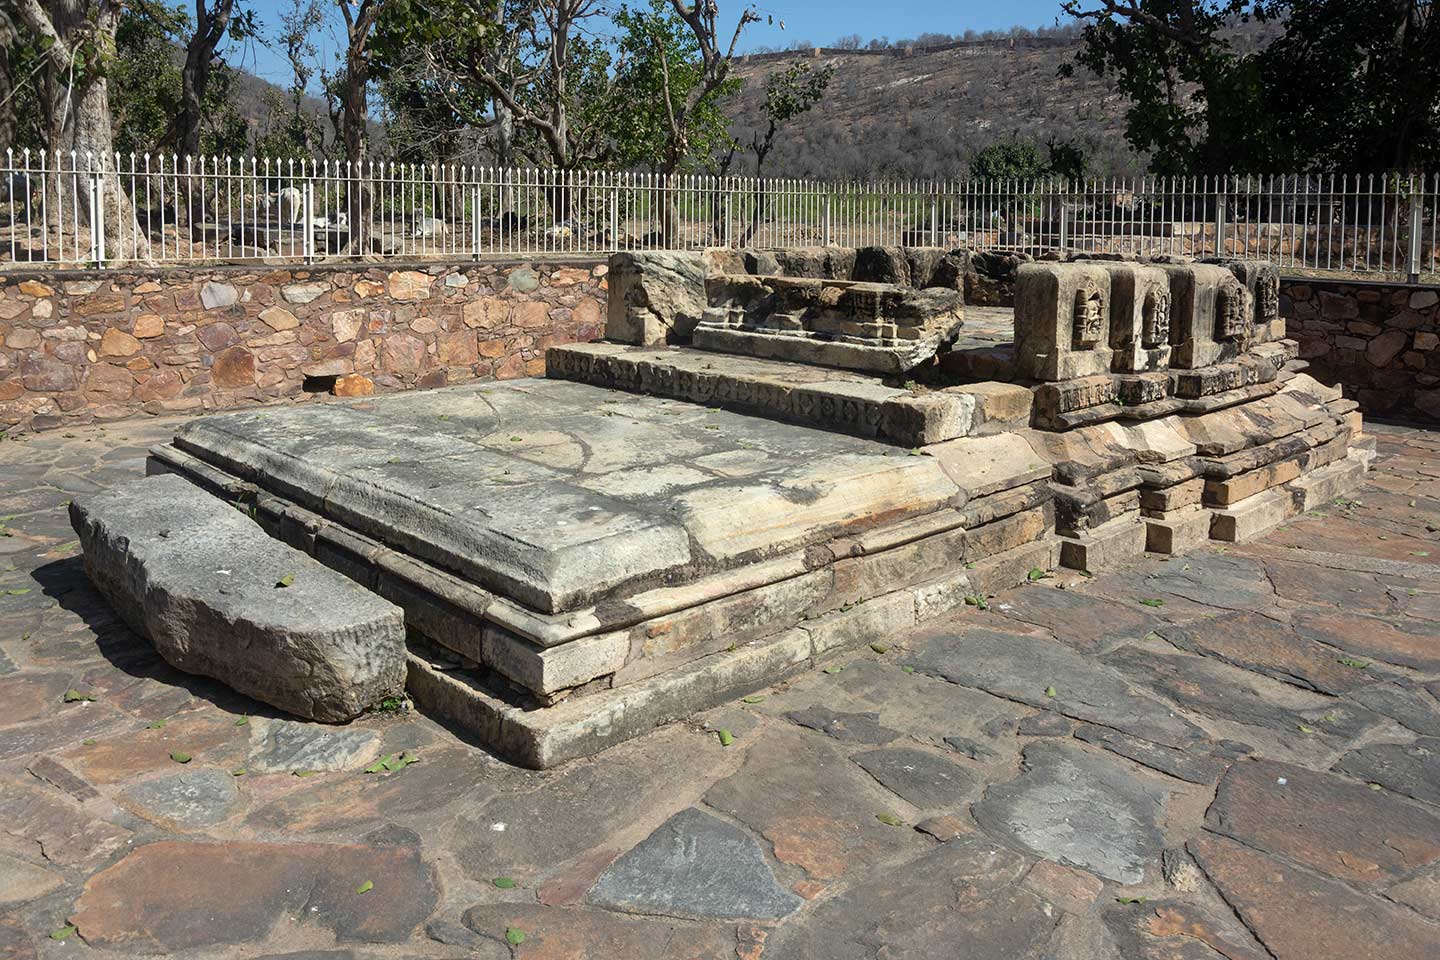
[1063, 0, 1440, 173]
[610, 0, 738, 172]
[968, 137, 1091, 181]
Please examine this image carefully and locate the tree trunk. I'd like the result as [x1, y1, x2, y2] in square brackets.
[179, 1, 234, 159]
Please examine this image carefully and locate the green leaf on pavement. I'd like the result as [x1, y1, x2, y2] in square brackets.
[1027, 568, 1051, 581]
[901, 665, 916, 673]
[506, 927, 526, 946]
[50, 925, 76, 941]
[717, 729, 734, 747]
[63, 689, 96, 703]
[147, 720, 166, 729]
[235, 715, 249, 726]
[356, 880, 373, 894]
[875, 813, 903, 827]
[1297, 724, 1318, 735]
[869, 642, 890, 654]
[1044, 686, 1057, 698]
[1338, 657, 1370, 669]
[231, 767, 246, 777]
[493, 876, 517, 889]
[1139, 598, 1165, 607]
[1115, 896, 1148, 905]
[170, 751, 191, 763]
[822, 665, 844, 674]
[275, 573, 295, 588]
[741, 695, 765, 704]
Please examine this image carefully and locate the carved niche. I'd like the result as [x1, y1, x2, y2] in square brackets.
[1073, 283, 1106, 348]
[1142, 288, 1171, 348]
[1256, 275, 1280, 325]
[1217, 278, 1251, 341]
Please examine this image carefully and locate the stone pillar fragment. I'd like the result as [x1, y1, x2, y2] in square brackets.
[1014, 263, 1115, 381]
[1208, 259, 1285, 344]
[1156, 264, 1247, 369]
[1098, 262, 1172, 373]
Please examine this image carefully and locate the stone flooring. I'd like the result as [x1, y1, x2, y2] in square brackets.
[0, 413, 1438, 960]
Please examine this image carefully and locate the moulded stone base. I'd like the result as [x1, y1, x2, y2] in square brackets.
[1209, 488, 1292, 543]
[1145, 506, 1212, 555]
[1058, 512, 1148, 571]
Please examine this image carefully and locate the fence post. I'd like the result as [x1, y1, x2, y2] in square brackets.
[610, 187, 619, 251]
[89, 161, 106, 266]
[823, 191, 832, 247]
[302, 181, 315, 263]
[1409, 175, 1424, 284]
[930, 192, 939, 247]
[1214, 181, 1228, 258]
[1058, 191, 1069, 251]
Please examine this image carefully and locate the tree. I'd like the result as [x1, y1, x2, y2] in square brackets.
[256, 0, 326, 157]
[10, 0, 150, 260]
[177, 0, 254, 158]
[969, 140, 1049, 180]
[1062, 1, 1439, 173]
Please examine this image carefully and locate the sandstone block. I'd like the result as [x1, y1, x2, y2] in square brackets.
[70, 473, 406, 721]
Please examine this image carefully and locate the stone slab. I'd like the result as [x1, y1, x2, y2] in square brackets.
[70, 473, 406, 722]
[172, 379, 961, 615]
[1145, 505, 1213, 555]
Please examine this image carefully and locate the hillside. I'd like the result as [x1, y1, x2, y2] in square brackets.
[724, 37, 1138, 179]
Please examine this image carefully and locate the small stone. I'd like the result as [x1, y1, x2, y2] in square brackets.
[100, 327, 142, 357]
[18, 280, 54, 298]
[1022, 859, 1104, 914]
[943, 736, 1002, 762]
[331, 309, 366, 343]
[121, 768, 240, 828]
[444, 273, 469, 288]
[333, 374, 374, 397]
[507, 267, 540, 293]
[852, 746, 977, 809]
[353, 280, 384, 298]
[381, 333, 426, 375]
[1016, 712, 1074, 737]
[199, 282, 239, 310]
[282, 282, 329, 305]
[1333, 738, 1440, 806]
[462, 298, 508, 329]
[0, 851, 64, 906]
[133, 314, 165, 338]
[211, 345, 255, 388]
[914, 814, 972, 842]
[588, 807, 802, 920]
[1410, 290, 1439, 310]
[258, 306, 300, 331]
[387, 270, 432, 302]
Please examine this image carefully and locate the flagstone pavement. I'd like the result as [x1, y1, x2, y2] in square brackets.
[1, 413, 1438, 960]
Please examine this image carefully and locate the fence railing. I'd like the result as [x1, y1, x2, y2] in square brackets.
[3, 149, 1437, 281]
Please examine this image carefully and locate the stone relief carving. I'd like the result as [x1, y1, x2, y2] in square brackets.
[1218, 278, 1250, 341]
[1142, 287, 1171, 348]
[1073, 283, 1105, 348]
[1256, 275, 1280, 325]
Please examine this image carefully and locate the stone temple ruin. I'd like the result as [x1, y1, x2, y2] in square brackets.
[70, 245, 1374, 767]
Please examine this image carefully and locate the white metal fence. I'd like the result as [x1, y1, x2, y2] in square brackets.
[3, 149, 1437, 280]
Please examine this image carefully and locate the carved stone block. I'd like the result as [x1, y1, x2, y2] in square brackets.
[1098, 262, 1172, 373]
[1208, 259, 1284, 343]
[1155, 264, 1246, 369]
[1014, 263, 1115, 381]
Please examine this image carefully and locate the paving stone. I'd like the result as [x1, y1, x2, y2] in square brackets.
[0, 700, 126, 761]
[1261, 558, 1395, 616]
[784, 706, 901, 744]
[764, 836, 1058, 960]
[462, 903, 734, 958]
[914, 814, 973, 842]
[1103, 901, 1271, 960]
[973, 741, 1167, 884]
[1042, 913, 1122, 960]
[454, 725, 714, 881]
[0, 780, 131, 866]
[1158, 611, 1377, 696]
[25, 755, 99, 800]
[1137, 553, 1280, 612]
[943, 735, 1003, 762]
[992, 587, 1161, 653]
[587, 807, 801, 920]
[1333, 738, 1440, 806]
[1106, 647, 1383, 742]
[1190, 832, 1440, 960]
[120, 767, 241, 828]
[1073, 724, 1229, 785]
[904, 624, 1203, 749]
[1348, 681, 1440, 737]
[0, 851, 63, 906]
[248, 719, 382, 773]
[1291, 609, 1440, 672]
[705, 728, 929, 880]
[63, 709, 250, 784]
[1387, 865, 1440, 921]
[1021, 859, 1105, 915]
[0, 920, 34, 960]
[70, 839, 439, 951]
[1207, 759, 1440, 888]
[1016, 712, 1075, 737]
[852, 746, 978, 809]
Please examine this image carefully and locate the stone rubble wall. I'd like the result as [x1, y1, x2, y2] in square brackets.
[0, 259, 607, 434]
[1282, 280, 1440, 422]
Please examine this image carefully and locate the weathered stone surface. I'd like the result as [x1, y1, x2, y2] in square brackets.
[607, 251, 708, 345]
[1333, 738, 1440, 805]
[904, 624, 1202, 748]
[100, 327, 143, 357]
[1206, 759, 1440, 888]
[71, 473, 406, 721]
[200, 281, 239, 310]
[0, 780, 133, 866]
[705, 729, 929, 880]
[1158, 611, 1376, 695]
[333, 373, 374, 397]
[1073, 724, 1228, 785]
[1190, 832, 1440, 960]
[1103, 901, 1271, 960]
[1388, 866, 1440, 921]
[211, 345, 256, 388]
[282, 281, 330, 304]
[70, 839, 438, 951]
[1292, 609, 1440, 672]
[247, 719, 382, 773]
[764, 836, 1058, 960]
[973, 741, 1167, 884]
[785, 706, 901, 744]
[463, 903, 732, 958]
[588, 807, 801, 920]
[1349, 681, 1440, 737]
[258, 305, 300, 330]
[852, 746, 977, 809]
[120, 768, 241, 828]
[0, 851, 64, 906]
[995, 586, 1159, 653]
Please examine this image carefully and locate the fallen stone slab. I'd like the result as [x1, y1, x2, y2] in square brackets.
[71, 473, 406, 722]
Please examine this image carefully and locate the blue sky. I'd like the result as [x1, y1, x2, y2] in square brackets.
[228, 0, 1073, 88]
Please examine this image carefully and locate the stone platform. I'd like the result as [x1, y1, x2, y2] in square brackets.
[147, 378, 1060, 766]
